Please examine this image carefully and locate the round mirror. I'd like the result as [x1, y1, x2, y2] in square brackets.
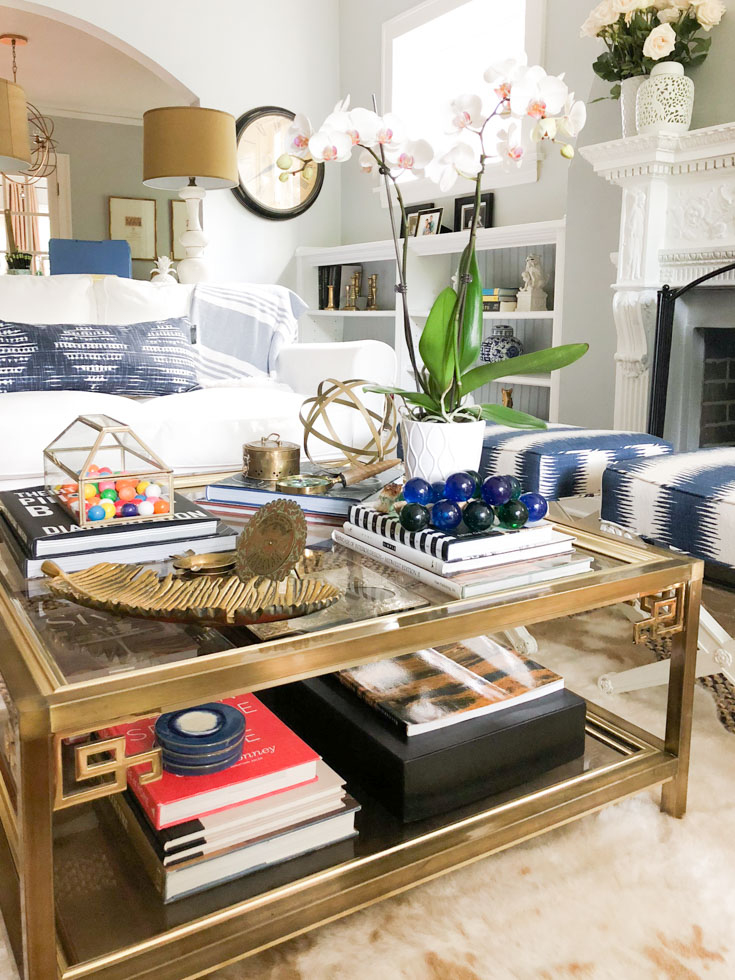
[231, 106, 325, 220]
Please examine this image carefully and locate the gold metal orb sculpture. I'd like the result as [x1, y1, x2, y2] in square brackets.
[299, 378, 398, 467]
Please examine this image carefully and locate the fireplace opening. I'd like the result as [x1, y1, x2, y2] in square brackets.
[700, 328, 735, 448]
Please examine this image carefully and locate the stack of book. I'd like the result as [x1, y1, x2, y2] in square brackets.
[483, 287, 518, 312]
[318, 263, 362, 309]
[0, 486, 237, 577]
[332, 504, 593, 599]
[103, 693, 359, 902]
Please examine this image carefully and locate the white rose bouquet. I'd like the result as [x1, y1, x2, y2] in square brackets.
[581, 0, 726, 97]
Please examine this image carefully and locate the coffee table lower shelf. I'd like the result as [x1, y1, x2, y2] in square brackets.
[0, 701, 670, 980]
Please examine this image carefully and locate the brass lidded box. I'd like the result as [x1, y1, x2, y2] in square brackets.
[242, 432, 300, 482]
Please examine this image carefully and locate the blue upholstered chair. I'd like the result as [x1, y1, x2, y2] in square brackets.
[49, 239, 132, 277]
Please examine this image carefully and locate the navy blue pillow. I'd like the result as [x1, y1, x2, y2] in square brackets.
[0, 317, 198, 396]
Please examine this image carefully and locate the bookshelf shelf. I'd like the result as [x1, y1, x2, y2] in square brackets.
[410, 310, 556, 321]
[306, 309, 396, 318]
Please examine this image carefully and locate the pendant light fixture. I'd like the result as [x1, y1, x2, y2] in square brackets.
[0, 34, 57, 183]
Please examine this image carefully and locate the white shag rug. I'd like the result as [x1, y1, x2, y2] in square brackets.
[2, 604, 734, 980]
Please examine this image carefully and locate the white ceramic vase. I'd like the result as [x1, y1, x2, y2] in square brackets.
[401, 418, 486, 485]
[620, 75, 648, 137]
[635, 62, 694, 136]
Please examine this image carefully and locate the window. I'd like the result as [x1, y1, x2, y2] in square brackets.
[383, 0, 545, 202]
[0, 154, 71, 274]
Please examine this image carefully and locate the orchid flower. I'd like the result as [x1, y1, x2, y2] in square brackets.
[429, 141, 482, 192]
[509, 66, 568, 121]
[495, 122, 525, 170]
[448, 94, 484, 132]
[386, 139, 434, 178]
[308, 128, 353, 163]
[358, 149, 374, 173]
[375, 112, 406, 149]
[286, 114, 313, 159]
[557, 95, 587, 139]
[483, 56, 529, 106]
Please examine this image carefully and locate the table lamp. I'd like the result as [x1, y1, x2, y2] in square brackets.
[0, 77, 31, 173]
[143, 106, 237, 284]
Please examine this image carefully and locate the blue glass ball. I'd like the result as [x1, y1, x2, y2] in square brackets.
[121, 502, 139, 517]
[465, 470, 482, 498]
[463, 500, 495, 532]
[481, 475, 513, 507]
[444, 471, 475, 503]
[399, 502, 430, 532]
[496, 499, 529, 529]
[87, 505, 105, 522]
[403, 477, 432, 505]
[431, 498, 462, 531]
[429, 481, 446, 503]
[520, 491, 548, 523]
[507, 476, 522, 501]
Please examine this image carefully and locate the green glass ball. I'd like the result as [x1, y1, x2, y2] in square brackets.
[496, 499, 529, 529]
[399, 502, 430, 532]
[507, 476, 522, 500]
[463, 499, 495, 532]
[465, 469, 482, 498]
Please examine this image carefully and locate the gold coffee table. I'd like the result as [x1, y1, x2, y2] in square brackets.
[0, 519, 701, 980]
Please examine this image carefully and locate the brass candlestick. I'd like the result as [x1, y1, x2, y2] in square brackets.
[342, 280, 358, 311]
[325, 284, 335, 310]
[367, 273, 378, 311]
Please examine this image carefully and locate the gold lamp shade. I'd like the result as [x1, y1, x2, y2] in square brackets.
[143, 106, 237, 190]
[0, 78, 31, 174]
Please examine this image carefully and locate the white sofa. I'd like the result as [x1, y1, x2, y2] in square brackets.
[0, 275, 397, 490]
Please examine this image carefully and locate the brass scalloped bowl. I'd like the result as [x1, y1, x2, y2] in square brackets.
[41, 560, 342, 627]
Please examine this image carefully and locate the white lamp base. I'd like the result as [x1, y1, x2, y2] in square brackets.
[177, 183, 209, 284]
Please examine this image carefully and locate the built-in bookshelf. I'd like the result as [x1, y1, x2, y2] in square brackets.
[295, 218, 565, 423]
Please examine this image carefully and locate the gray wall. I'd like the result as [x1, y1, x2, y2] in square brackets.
[50, 115, 177, 280]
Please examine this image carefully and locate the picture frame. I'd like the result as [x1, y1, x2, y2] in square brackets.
[401, 202, 434, 239]
[169, 199, 203, 261]
[108, 196, 157, 261]
[453, 192, 494, 232]
[415, 207, 443, 237]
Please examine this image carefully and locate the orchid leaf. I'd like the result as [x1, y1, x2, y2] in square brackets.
[459, 343, 589, 397]
[458, 247, 482, 372]
[418, 286, 458, 393]
[363, 385, 440, 413]
[479, 403, 547, 429]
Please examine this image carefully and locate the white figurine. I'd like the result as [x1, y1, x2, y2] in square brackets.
[516, 253, 548, 312]
[150, 256, 178, 285]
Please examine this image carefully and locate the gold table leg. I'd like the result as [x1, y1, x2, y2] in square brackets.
[18, 727, 57, 979]
[660, 576, 702, 818]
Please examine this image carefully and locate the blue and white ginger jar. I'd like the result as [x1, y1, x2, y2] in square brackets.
[480, 324, 524, 363]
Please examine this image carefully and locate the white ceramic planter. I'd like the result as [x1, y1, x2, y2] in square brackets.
[636, 62, 694, 136]
[620, 75, 648, 137]
[401, 418, 486, 484]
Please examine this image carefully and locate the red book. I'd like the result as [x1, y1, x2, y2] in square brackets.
[100, 694, 319, 829]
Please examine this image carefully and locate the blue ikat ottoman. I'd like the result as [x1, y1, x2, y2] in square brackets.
[601, 447, 735, 568]
[480, 424, 672, 501]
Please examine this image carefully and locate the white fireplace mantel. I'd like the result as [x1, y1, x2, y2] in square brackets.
[581, 122, 735, 432]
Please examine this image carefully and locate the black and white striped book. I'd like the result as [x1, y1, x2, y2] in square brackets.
[347, 505, 555, 562]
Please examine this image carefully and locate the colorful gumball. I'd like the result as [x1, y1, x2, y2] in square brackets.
[145, 483, 162, 499]
[153, 498, 170, 514]
[496, 499, 529, 529]
[118, 485, 136, 502]
[86, 465, 100, 476]
[114, 499, 126, 517]
[86, 495, 100, 507]
[100, 500, 116, 519]
[403, 477, 431, 506]
[98, 467, 112, 476]
[121, 502, 139, 517]
[100, 488, 117, 501]
[444, 471, 475, 503]
[98, 479, 116, 493]
[429, 481, 446, 503]
[463, 499, 495, 532]
[399, 502, 430, 532]
[83, 483, 99, 500]
[137, 500, 155, 517]
[481, 475, 513, 507]
[87, 505, 105, 521]
[431, 498, 462, 531]
[136, 480, 150, 495]
[520, 492, 548, 523]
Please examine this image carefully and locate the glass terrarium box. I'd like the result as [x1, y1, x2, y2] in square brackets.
[43, 414, 175, 528]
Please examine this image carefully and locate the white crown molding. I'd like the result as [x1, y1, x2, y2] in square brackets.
[38, 104, 143, 126]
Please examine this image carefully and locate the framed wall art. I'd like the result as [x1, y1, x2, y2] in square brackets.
[415, 207, 443, 236]
[453, 192, 494, 232]
[108, 196, 157, 261]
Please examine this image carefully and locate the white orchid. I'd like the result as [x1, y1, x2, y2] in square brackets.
[308, 128, 353, 163]
[375, 112, 406, 149]
[495, 123, 525, 170]
[286, 113, 313, 159]
[386, 139, 434, 178]
[509, 66, 568, 121]
[483, 55, 529, 104]
[324, 106, 382, 147]
[358, 149, 375, 173]
[557, 95, 588, 139]
[448, 94, 484, 132]
[429, 141, 482, 192]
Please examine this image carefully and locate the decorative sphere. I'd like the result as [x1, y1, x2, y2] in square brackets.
[121, 502, 139, 517]
[86, 495, 100, 508]
[403, 477, 432, 506]
[399, 503, 430, 532]
[463, 500, 495, 532]
[118, 485, 135, 502]
[496, 499, 529, 529]
[86, 465, 100, 476]
[153, 498, 170, 515]
[114, 499, 125, 516]
[136, 481, 150, 495]
[98, 480, 115, 493]
[137, 500, 155, 517]
[429, 481, 446, 503]
[87, 505, 105, 521]
[100, 500, 116, 519]
[507, 476, 522, 500]
[431, 499, 462, 531]
[98, 467, 112, 476]
[444, 471, 475, 503]
[464, 470, 482, 498]
[481, 475, 513, 507]
[520, 492, 548, 523]
[145, 483, 162, 499]
[83, 483, 98, 500]
[100, 488, 117, 501]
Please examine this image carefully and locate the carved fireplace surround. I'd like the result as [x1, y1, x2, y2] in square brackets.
[581, 122, 735, 435]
